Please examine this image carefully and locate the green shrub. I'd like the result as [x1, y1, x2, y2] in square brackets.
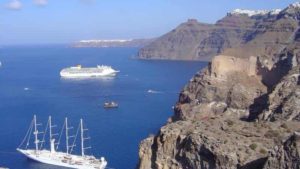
[227, 120, 234, 126]
[280, 123, 288, 129]
[260, 148, 267, 154]
[249, 143, 257, 150]
[254, 123, 258, 128]
[264, 130, 280, 138]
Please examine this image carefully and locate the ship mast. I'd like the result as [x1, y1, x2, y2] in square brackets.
[65, 117, 69, 154]
[80, 119, 84, 156]
[33, 115, 39, 152]
[49, 116, 57, 153]
[80, 118, 91, 156]
[65, 117, 75, 155]
[49, 116, 52, 144]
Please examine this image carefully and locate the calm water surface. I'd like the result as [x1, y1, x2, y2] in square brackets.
[0, 46, 207, 169]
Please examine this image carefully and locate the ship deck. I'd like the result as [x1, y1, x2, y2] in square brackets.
[17, 149, 107, 169]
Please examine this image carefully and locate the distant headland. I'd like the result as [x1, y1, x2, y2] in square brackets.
[72, 39, 155, 48]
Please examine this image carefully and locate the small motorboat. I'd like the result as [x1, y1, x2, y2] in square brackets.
[104, 101, 118, 108]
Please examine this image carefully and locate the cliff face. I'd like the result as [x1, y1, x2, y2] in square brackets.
[138, 3, 300, 169]
[138, 16, 254, 61]
[263, 132, 300, 169]
[138, 6, 298, 61]
[259, 65, 300, 122]
[138, 20, 215, 61]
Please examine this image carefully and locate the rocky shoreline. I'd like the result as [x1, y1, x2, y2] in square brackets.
[137, 2, 300, 169]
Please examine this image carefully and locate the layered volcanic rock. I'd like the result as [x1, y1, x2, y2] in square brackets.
[173, 55, 267, 122]
[138, 16, 254, 61]
[138, 3, 300, 61]
[138, 3, 300, 169]
[259, 65, 300, 122]
[263, 132, 300, 169]
[138, 20, 216, 61]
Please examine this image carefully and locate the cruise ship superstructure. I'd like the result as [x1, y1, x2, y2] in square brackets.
[17, 115, 107, 169]
[60, 65, 119, 78]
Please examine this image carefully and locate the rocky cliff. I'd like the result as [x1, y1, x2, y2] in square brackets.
[138, 3, 300, 169]
[138, 5, 296, 61]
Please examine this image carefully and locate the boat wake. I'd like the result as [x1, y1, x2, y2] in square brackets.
[147, 89, 163, 94]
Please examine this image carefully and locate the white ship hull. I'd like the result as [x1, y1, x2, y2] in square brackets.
[17, 149, 107, 169]
[60, 65, 119, 78]
[60, 71, 118, 78]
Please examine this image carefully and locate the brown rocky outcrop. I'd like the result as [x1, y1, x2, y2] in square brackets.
[259, 65, 300, 122]
[138, 49, 300, 168]
[173, 54, 267, 122]
[138, 3, 300, 169]
[138, 5, 298, 61]
[138, 15, 257, 61]
[263, 132, 300, 169]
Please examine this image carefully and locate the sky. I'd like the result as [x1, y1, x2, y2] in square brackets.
[0, 0, 298, 45]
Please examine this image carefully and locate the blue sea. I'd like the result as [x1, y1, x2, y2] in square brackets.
[0, 46, 206, 169]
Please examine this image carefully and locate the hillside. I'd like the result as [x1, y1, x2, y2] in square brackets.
[138, 2, 300, 169]
[138, 7, 294, 61]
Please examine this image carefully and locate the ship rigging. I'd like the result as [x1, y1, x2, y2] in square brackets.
[17, 115, 107, 169]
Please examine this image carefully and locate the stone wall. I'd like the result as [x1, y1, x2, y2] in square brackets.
[211, 55, 258, 78]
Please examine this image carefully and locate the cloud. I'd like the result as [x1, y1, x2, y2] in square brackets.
[5, 0, 22, 10]
[33, 0, 48, 6]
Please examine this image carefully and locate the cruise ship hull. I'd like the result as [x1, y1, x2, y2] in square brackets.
[60, 67, 119, 78]
[60, 71, 118, 78]
[17, 149, 107, 169]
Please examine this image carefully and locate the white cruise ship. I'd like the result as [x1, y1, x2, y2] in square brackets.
[60, 65, 119, 78]
[17, 115, 107, 169]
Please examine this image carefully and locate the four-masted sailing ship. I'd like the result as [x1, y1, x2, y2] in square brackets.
[17, 115, 107, 169]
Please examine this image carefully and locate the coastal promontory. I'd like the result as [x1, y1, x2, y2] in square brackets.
[137, 6, 294, 61]
[72, 39, 154, 48]
[138, 2, 300, 169]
